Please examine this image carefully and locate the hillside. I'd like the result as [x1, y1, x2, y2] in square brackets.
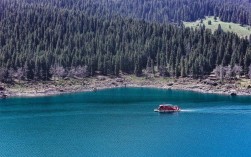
[1, 0, 251, 25]
[184, 16, 251, 38]
[0, 0, 251, 83]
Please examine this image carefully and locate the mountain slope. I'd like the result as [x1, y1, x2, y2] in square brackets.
[0, 0, 251, 82]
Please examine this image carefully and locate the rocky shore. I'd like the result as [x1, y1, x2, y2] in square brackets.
[1, 75, 251, 98]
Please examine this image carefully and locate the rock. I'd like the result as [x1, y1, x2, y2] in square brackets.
[111, 82, 118, 86]
[0, 93, 7, 99]
[97, 76, 106, 81]
[116, 78, 123, 83]
[92, 87, 97, 92]
[224, 84, 235, 89]
[167, 83, 173, 86]
[203, 80, 218, 86]
[0, 86, 5, 91]
[59, 89, 64, 92]
[64, 77, 70, 80]
[230, 93, 237, 96]
[247, 85, 251, 89]
[190, 85, 200, 89]
[211, 82, 218, 86]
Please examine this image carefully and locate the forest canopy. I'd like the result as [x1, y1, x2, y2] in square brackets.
[0, 0, 251, 82]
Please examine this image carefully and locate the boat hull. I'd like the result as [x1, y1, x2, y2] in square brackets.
[154, 104, 180, 113]
[154, 109, 180, 113]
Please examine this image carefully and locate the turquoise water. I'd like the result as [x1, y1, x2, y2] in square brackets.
[0, 88, 251, 157]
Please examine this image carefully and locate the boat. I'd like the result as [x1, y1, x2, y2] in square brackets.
[154, 104, 180, 113]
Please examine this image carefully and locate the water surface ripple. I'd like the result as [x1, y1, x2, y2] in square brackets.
[0, 88, 251, 157]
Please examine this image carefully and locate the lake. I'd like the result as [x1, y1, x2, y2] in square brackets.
[0, 88, 251, 157]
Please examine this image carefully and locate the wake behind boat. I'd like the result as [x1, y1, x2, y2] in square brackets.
[154, 104, 180, 113]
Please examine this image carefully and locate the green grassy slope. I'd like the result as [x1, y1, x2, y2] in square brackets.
[183, 16, 251, 38]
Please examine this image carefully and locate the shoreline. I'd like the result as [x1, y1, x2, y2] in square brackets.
[1, 75, 251, 98]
